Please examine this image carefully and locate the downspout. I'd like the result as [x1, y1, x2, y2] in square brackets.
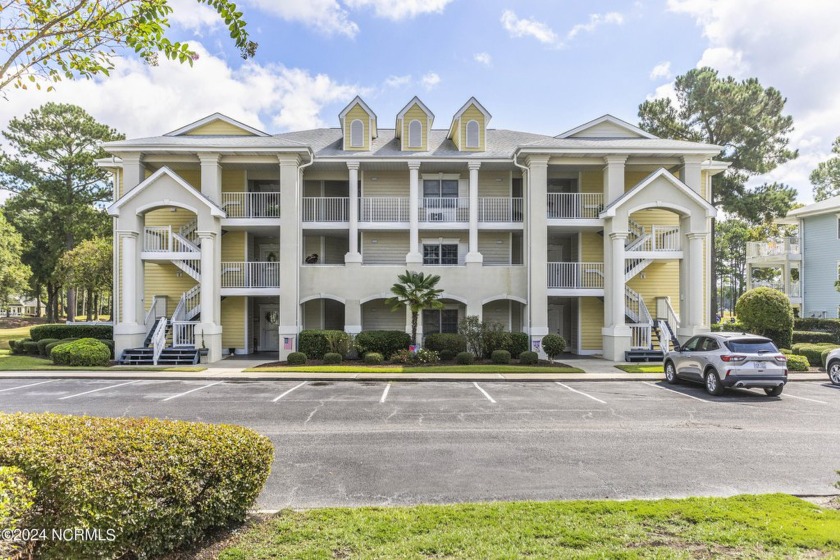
[513, 150, 530, 337]
[296, 148, 316, 339]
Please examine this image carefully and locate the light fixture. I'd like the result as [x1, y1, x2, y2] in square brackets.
[371, 239, 378, 244]
[370, 177, 378, 181]
[496, 240, 503, 244]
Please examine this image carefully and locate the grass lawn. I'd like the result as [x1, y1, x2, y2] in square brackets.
[0, 350, 205, 372]
[217, 494, 840, 559]
[245, 364, 584, 374]
[615, 364, 665, 373]
[0, 325, 34, 350]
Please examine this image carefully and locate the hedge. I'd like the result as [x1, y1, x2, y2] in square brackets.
[792, 343, 840, 367]
[491, 349, 511, 364]
[0, 466, 36, 559]
[44, 339, 79, 358]
[50, 338, 111, 367]
[455, 352, 474, 365]
[792, 330, 835, 344]
[287, 352, 307, 366]
[354, 330, 411, 358]
[505, 333, 529, 358]
[785, 354, 810, 372]
[519, 351, 539, 365]
[793, 318, 840, 342]
[711, 322, 747, 333]
[29, 324, 112, 342]
[424, 333, 466, 355]
[323, 352, 342, 365]
[36, 338, 60, 357]
[364, 352, 383, 365]
[0, 412, 273, 560]
[298, 330, 346, 360]
[22, 341, 40, 356]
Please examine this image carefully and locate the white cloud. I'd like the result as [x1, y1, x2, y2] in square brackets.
[343, 0, 454, 20]
[474, 52, 492, 67]
[384, 74, 412, 88]
[500, 10, 560, 46]
[167, 0, 223, 34]
[566, 12, 624, 41]
[246, 0, 359, 37]
[649, 61, 672, 80]
[421, 72, 441, 90]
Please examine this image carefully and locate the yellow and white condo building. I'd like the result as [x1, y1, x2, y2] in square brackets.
[104, 96, 725, 364]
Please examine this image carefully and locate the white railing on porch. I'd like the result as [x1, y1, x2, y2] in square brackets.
[360, 197, 410, 222]
[172, 321, 197, 347]
[547, 193, 603, 219]
[221, 262, 280, 288]
[627, 225, 681, 252]
[302, 197, 348, 222]
[547, 262, 604, 289]
[746, 237, 800, 258]
[143, 226, 171, 252]
[420, 197, 470, 222]
[151, 317, 167, 365]
[478, 197, 523, 222]
[630, 324, 652, 349]
[221, 192, 281, 218]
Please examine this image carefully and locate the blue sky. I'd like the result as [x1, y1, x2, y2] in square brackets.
[2, 0, 839, 203]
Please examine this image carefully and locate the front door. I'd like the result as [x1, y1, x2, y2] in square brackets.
[548, 304, 565, 338]
[259, 304, 280, 352]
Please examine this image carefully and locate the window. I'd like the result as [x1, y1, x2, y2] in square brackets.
[423, 243, 458, 265]
[350, 119, 364, 148]
[724, 339, 778, 353]
[700, 338, 719, 351]
[408, 119, 422, 148]
[466, 120, 479, 148]
[681, 336, 701, 352]
[423, 309, 459, 334]
[423, 179, 459, 198]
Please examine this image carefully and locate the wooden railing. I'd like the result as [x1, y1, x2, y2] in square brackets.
[547, 193, 603, 219]
[221, 192, 281, 218]
[547, 262, 604, 289]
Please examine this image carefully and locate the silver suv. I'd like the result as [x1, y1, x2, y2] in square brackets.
[821, 348, 840, 386]
[663, 333, 788, 396]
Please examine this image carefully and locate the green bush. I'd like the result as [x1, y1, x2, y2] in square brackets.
[22, 341, 40, 356]
[9, 338, 31, 354]
[505, 332, 529, 357]
[390, 348, 440, 365]
[287, 352, 307, 366]
[439, 349, 456, 361]
[323, 352, 342, 365]
[481, 327, 512, 359]
[0, 412, 273, 560]
[792, 343, 840, 367]
[519, 351, 539, 365]
[455, 351, 474, 365]
[299, 330, 347, 360]
[780, 348, 792, 355]
[541, 334, 566, 361]
[424, 333, 466, 355]
[36, 338, 60, 357]
[364, 352, 383, 365]
[491, 349, 511, 364]
[794, 318, 840, 342]
[50, 338, 111, 367]
[785, 354, 810, 372]
[29, 324, 112, 342]
[323, 331, 352, 356]
[355, 330, 411, 359]
[735, 287, 793, 349]
[792, 330, 835, 344]
[44, 338, 79, 358]
[711, 322, 746, 333]
[0, 466, 36, 559]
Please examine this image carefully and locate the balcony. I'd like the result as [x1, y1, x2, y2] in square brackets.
[547, 262, 604, 293]
[626, 225, 681, 253]
[751, 279, 801, 298]
[357, 197, 524, 224]
[220, 262, 280, 295]
[302, 197, 349, 222]
[360, 197, 410, 222]
[221, 192, 281, 218]
[547, 193, 603, 219]
[142, 226, 199, 260]
[746, 238, 800, 260]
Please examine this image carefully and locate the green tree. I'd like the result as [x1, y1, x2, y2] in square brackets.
[0, 103, 121, 322]
[0, 213, 32, 315]
[811, 136, 840, 202]
[0, 0, 257, 92]
[54, 237, 112, 320]
[385, 271, 445, 346]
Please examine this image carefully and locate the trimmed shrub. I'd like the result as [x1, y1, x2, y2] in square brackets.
[0, 412, 273, 560]
[355, 330, 411, 358]
[29, 324, 112, 342]
[323, 352, 343, 365]
[439, 350, 456, 361]
[50, 338, 111, 367]
[505, 332, 529, 358]
[541, 334, 567, 361]
[390, 348, 439, 365]
[792, 343, 840, 367]
[711, 322, 746, 333]
[22, 341, 40, 356]
[9, 338, 31, 354]
[455, 351, 474, 365]
[364, 352, 383, 365]
[780, 348, 792, 355]
[735, 287, 793, 349]
[481, 328, 512, 359]
[491, 349, 511, 364]
[424, 333, 466, 356]
[299, 330, 347, 360]
[36, 338, 60, 357]
[44, 338, 79, 358]
[287, 352, 307, 366]
[792, 330, 835, 344]
[0, 466, 36, 559]
[794, 318, 840, 343]
[519, 351, 539, 365]
[785, 354, 810, 372]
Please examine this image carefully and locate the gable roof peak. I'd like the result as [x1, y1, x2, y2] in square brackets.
[396, 96, 435, 121]
[339, 95, 378, 120]
[452, 96, 491, 121]
[556, 114, 658, 139]
[164, 112, 268, 137]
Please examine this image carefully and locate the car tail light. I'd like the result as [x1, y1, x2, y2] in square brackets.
[720, 355, 747, 362]
[775, 355, 787, 362]
[725, 369, 731, 377]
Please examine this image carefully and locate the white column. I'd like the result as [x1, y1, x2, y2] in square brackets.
[278, 157, 301, 359]
[527, 156, 550, 352]
[121, 232, 138, 324]
[680, 156, 704, 194]
[687, 233, 706, 328]
[121, 153, 145, 192]
[783, 262, 791, 296]
[466, 161, 482, 263]
[609, 232, 628, 327]
[198, 153, 222, 204]
[198, 232, 217, 325]
[407, 161, 422, 263]
[345, 162, 362, 263]
[603, 155, 627, 205]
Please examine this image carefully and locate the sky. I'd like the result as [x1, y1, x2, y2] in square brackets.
[1, 0, 839, 205]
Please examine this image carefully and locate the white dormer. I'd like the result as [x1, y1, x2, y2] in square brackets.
[448, 97, 491, 151]
[164, 113, 268, 137]
[339, 96, 378, 151]
[556, 114, 658, 139]
[395, 97, 434, 151]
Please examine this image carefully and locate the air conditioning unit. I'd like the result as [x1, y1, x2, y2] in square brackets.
[426, 208, 455, 221]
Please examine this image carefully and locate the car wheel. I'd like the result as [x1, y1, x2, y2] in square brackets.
[704, 369, 724, 396]
[828, 360, 840, 386]
[764, 386, 783, 397]
[664, 361, 679, 384]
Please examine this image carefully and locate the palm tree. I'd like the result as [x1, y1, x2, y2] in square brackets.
[385, 270, 445, 345]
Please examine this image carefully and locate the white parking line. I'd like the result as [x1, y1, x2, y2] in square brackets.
[272, 381, 307, 403]
[58, 380, 140, 400]
[643, 381, 712, 402]
[161, 381, 224, 402]
[554, 382, 607, 404]
[0, 379, 56, 393]
[380, 383, 391, 403]
[783, 393, 828, 404]
[473, 382, 496, 403]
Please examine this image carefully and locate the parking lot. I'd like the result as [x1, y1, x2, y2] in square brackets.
[1, 377, 839, 509]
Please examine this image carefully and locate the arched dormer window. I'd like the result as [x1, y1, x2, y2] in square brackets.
[350, 119, 364, 148]
[466, 120, 480, 148]
[408, 119, 422, 148]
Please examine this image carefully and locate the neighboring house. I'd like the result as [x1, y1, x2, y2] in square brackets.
[747, 197, 840, 318]
[3, 297, 43, 318]
[102, 96, 725, 364]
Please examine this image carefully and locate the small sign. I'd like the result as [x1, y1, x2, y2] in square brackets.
[409, 345, 417, 353]
[532, 339, 541, 351]
[283, 337, 294, 350]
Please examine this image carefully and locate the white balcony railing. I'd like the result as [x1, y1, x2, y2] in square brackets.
[172, 321, 197, 347]
[746, 238, 800, 258]
[478, 197, 523, 222]
[221, 262, 280, 288]
[143, 226, 172, 252]
[630, 325, 652, 349]
[360, 197, 410, 222]
[627, 226, 681, 252]
[547, 193, 604, 219]
[221, 192, 281, 218]
[547, 262, 605, 289]
[420, 197, 469, 222]
[302, 197, 348, 222]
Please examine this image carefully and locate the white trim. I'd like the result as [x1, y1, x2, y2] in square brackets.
[339, 95, 378, 120]
[350, 119, 364, 148]
[360, 293, 394, 304]
[396, 96, 435, 121]
[299, 293, 347, 305]
[164, 112, 268, 137]
[556, 114, 658, 139]
[452, 97, 491, 121]
[107, 166, 226, 217]
[480, 294, 528, 305]
[599, 168, 716, 218]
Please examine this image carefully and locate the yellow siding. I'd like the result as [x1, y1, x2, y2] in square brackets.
[580, 232, 603, 262]
[183, 120, 255, 136]
[624, 171, 649, 191]
[362, 170, 409, 196]
[459, 104, 486, 151]
[629, 209, 679, 228]
[143, 263, 199, 317]
[627, 260, 681, 319]
[221, 297, 246, 348]
[580, 297, 603, 350]
[143, 208, 196, 228]
[451, 120, 461, 150]
[343, 104, 372, 151]
[477, 170, 510, 196]
[362, 232, 408, 264]
[222, 169, 245, 193]
[401, 105, 429, 151]
[222, 231, 246, 261]
[580, 170, 601, 193]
